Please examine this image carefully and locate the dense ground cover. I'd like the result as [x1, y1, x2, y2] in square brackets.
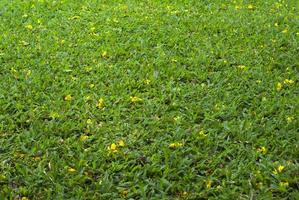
[0, 0, 298, 199]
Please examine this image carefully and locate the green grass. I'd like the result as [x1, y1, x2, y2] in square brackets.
[0, 0, 298, 199]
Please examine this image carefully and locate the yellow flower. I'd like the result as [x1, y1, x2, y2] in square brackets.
[80, 135, 89, 141]
[180, 191, 188, 197]
[277, 165, 285, 173]
[86, 119, 93, 125]
[108, 143, 117, 153]
[49, 111, 60, 119]
[282, 29, 288, 33]
[206, 180, 212, 189]
[256, 146, 267, 154]
[235, 5, 241, 10]
[21, 40, 29, 46]
[71, 76, 77, 81]
[199, 130, 207, 137]
[33, 156, 41, 161]
[68, 167, 76, 173]
[273, 165, 285, 174]
[274, 23, 279, 27]
[111, 143, 117, 150]
[25, 24, 33, 30]
[247, 4, 254, 9]
[101, 51, 108, 58]
[169, 142, 183, 148]
[276, 83, 282, 91]
[237, 65, 247, 70]
[117, 140, 125, 147]
[85, 95, 91, 101]
[97, 98, 105, 108]
[286, 116, 294, 123]
[279, 181, 289, 187]
[89, 84, 95, 88]
[120, 190, 128, 198]
[21, 197, 29, 200]
[256, 182, 263, 189]
[90, 27, 96, 32]
[144, 79, 151, 85]
[174, 116, 181, 122]
[25, 69, 31, 77]
[84, 66, 93, 72]
[130, 96, 142, 103]
[64, 95, 73, 101]
[283, 79, 294, 85]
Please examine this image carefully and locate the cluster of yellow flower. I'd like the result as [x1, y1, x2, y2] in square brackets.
[277, 79, 295, 91]
[234, 4, 254, 10]
[108, 140, 125, 153]
[272, 165, 289, 188]
[169, 142, 183, 148]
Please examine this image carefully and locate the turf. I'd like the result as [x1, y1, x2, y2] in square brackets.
[0, 0, 298, 199]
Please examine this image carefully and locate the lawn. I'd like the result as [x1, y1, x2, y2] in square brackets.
[0, 0, 298, 199]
